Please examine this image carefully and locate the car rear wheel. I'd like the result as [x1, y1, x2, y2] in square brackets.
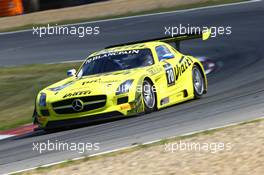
[142, 79, 156, 113]
[192, 66, 205, 98]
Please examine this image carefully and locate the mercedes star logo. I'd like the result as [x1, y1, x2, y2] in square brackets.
[72, 99, 84, 111]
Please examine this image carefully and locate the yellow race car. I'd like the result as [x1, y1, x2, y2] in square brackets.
[34, 31, 210, 130]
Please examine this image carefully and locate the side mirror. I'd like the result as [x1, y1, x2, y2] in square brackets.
[67, 69, 76, 77]
[162, 53, 175, 59]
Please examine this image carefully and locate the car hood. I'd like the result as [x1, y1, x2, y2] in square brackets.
[42, 68, 147, 100]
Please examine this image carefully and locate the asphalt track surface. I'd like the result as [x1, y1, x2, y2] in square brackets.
[1, 1, 264, 174]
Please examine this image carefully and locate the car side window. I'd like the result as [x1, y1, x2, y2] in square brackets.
[155, 45, 174, 61]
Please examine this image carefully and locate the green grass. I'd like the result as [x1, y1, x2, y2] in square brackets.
[0, 63, 80, 130]
[1, 0, 246, 32]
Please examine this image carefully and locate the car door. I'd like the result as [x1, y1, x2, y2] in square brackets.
[155, 44, 186, 105]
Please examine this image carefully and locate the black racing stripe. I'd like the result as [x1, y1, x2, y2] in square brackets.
[179, 56, 185, 63]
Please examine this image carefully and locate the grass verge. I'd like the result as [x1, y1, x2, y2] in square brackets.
[18, 117, 264, 174]
[0, 62, 80, 130]
[1, 0, 246, 32]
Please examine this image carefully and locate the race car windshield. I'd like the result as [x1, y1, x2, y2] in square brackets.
[78, 49, 154, 77]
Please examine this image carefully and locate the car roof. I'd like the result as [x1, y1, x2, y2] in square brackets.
[89, 41, 164, 57]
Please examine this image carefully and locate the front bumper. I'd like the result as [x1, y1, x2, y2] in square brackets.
[43, 111, 124, 130]
[35, 92, 144, 129]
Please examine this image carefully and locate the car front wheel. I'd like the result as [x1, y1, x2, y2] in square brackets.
[142, 79, 156, 113]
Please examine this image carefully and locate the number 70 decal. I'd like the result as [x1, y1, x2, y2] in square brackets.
[163, 64, 175, 86]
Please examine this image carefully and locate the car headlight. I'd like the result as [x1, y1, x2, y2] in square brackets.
[116, 80, 134, 95]
[39, 93, 47, 107]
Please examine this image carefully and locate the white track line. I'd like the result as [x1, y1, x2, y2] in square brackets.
[7, 116, 264, 175]
[0, 135, 14, 140]
[0, 0, 261, 35]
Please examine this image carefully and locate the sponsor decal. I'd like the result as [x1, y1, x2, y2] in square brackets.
[102, 80, 119, 83]
[82, 79, 121, 86]
[82, 79, 101, 85]
[120, 103, 132, 110]
[85, 50, 140, 64]
[147, 66, 162, 76]
[175, 56, 194, 81]
[63, 90, 91, 98]
[163, 56, 193, 86]
[163, 63, 176, 86]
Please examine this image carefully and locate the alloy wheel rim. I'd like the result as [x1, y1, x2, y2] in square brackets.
[143, 81, 155, 109]
[193, 68, 204, 95]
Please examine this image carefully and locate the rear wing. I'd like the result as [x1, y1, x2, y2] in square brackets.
[105, 30, 211, 51]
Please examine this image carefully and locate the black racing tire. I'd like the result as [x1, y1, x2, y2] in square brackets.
[142, 79, 156, 113]
[192, 65, 205, 98]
